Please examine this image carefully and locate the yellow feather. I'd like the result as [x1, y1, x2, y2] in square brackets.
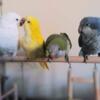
[19, 16, 49, 69]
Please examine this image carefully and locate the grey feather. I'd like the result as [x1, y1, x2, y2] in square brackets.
[78, 17, 100, 61]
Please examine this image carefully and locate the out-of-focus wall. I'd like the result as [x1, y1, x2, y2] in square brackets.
[2, 0, 100, 99]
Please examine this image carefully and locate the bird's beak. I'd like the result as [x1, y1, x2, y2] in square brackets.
[46, 51, 54, 59]
[19, 18, 26, 26]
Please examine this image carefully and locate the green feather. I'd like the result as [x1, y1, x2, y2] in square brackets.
[46, 33, 71, 50]
[60, 33, 72, 49]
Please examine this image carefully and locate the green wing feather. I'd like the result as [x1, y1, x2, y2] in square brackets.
[46, 33, 70, 50]
[60, 33, 72, 49]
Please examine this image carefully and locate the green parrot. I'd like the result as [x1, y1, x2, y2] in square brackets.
[45, 33, 72, 62]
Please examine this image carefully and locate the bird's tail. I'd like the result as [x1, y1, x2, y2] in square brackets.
[39, 62, 49, 70]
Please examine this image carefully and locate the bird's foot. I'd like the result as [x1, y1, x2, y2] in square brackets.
[47, 57, 52, 62]
[83, 55, 88, 63]
[47, 55, 54, 62]
[98, 53, 100, 57]
[65, 55, 69, 63]
[26, 57, 31, 60]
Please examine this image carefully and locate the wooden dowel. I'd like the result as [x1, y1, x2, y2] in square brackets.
[1, 88, 14, 99]
[0, 56, 99, 63]
[71, 77, 93, 83]
[67, 64, 73, 100]
[0, 81, 2, 100]
[14, 84, 18, 100]
[93, 64, 100, 100]
[0, 84, 18, 100]
[20, 63, 25, 100]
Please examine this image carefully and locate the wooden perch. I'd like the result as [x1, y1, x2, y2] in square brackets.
[0, 56, 99, 63]
[0, 83, 18, 100]
[71, 77, 93, 83]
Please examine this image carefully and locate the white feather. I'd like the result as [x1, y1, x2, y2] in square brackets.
[0, 12, 21, 56]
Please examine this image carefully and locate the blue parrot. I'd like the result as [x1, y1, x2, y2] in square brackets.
[78, 17, 100, 62]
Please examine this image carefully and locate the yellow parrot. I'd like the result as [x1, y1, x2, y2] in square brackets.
[19, 16, 48, 69]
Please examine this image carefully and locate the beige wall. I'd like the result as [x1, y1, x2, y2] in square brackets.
[2, 0, 100, 99]
[3, 0, 100, 55]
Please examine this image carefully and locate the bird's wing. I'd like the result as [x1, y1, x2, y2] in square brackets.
[46, 34, 60, 46]
[60, 33, 72, 49]
[78, 35, 83, 47]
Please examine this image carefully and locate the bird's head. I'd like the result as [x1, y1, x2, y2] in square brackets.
[1, 12, 21, 27]
[20, 16, 40, 28]
[78, 17, 100, 35]
[46, 44, 60, 59]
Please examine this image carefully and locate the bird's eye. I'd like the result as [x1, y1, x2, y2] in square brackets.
[27, 21, 30, 23]
[85, 23, 89, 26]
[16, 18, 19, 21]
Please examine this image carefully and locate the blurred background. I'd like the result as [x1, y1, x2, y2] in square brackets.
[1, 0, 100, 99]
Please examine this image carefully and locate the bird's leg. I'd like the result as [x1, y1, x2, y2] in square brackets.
[83, 55, 88, 63]
[65, 54, 69, 63]
[47, 57, 51, 62]
[86, 55, 88, 60]
[98, 53, 100, 57]
[47, 55, 53, 62]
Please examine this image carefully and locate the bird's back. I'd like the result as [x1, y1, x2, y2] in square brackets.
[46, 34, 70, 50]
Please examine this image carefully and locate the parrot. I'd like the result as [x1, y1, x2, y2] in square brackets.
[0, 12, 21, 95]
[45, 33, 72, 62]
[0, 12, 21, 57]
[19, 16, 49, 69]
[78, 17, 100, 62]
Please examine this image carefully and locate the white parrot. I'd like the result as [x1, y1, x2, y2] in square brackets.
[0, 12, 21, 57]
[0, 12, 21, 94]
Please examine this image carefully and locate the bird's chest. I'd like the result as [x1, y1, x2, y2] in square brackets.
[0, 28, 18, 47]
[82, 34, 99, 54]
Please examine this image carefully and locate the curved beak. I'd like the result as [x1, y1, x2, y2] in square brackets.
[19, 18, 26, 26]
[46, 51, 54, 60]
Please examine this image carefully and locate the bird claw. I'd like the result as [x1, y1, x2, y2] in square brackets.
[98, 53, 100, 57]
[26, 57, 31, 60]
[83, 56, 88, 63]
[65, 58, 69, 63]
[65, 55, 69, 63]
[83, 59, 87, 63]
[47, 58, 52, 62]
